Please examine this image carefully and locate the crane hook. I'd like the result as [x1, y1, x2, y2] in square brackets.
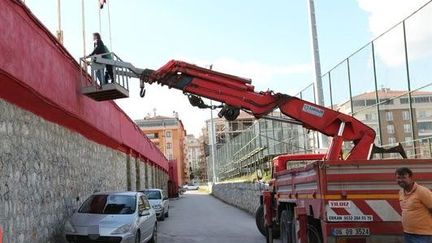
[139, 79, 146, 97]
[140, 87, 146, 97]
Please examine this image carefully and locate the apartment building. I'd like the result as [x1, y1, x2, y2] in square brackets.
[135, 114, 188, 185]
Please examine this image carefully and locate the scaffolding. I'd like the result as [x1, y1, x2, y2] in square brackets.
[208, 112, 314, 181]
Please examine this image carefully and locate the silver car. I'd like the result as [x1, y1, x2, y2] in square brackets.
[64, 191, 157, 243]
[141, 189, 169, 221]
[183, 183, 199, 190]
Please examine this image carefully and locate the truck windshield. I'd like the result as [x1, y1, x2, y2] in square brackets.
[78, 194, 136, 214]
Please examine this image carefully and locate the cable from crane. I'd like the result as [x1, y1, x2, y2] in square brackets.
[107, 0, 113, 50]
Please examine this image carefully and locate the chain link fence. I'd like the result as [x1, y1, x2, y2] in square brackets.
[322, 1, 432, 159]
[209, 1, 432, 181]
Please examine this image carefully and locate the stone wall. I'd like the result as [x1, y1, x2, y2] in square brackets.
[212, 182, 266, 215]
[129, 155, 136, 191]
[0, 99, 167, 243]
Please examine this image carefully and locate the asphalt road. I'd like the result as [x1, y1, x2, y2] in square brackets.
[158, 190, 281, 243]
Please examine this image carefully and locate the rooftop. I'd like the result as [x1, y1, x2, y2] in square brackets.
[353, 88, 432, 100]
[135, 116, 182, 128]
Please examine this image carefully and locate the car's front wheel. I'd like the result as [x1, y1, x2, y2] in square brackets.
[159, 210, 165, 221]
[135, 230, 140, 243]
[149, 223, 157, 243]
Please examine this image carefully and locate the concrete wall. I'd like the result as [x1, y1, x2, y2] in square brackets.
[212, 182, 266, 215]
[0, 99, 167, 243]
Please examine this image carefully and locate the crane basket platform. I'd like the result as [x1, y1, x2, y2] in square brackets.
[80, 52, 143, 101]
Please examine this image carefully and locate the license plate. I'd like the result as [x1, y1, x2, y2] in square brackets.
[332, 228, 370, 236]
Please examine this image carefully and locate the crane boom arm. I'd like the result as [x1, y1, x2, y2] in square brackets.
[142, 60, 376, 160]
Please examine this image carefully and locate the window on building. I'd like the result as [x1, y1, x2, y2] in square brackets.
[168, 154, 173, 160]
[366, 99, 377, 106]
[166, 142, 172, 149]
[387, 124, 395, 134]
[418, 111, 428, 119]
[243, 122, 253, 128]
[418, 122, 432, 132]
[353, 100, 366, 107]
[365, 113, 376, 121]
[400, 97, 409, 104]
[166, 131, 171, 137]
[402, 97, 432, 104]
[386, 112, 393, 121]
[388, 137, 396, 144]
[380, 99, 394, 105]
[414, 97, 430, 103]
[146, 133, 159, 139]
[402, 111, 410, 121]
[230, 122, 239, 131]
[403, 124, 411, 133]
[405, 136, 413, 146]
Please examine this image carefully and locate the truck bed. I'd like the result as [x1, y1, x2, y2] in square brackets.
[274, 158, 432, 240]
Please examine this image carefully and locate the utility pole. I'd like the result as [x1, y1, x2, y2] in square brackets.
[81, 0, 86, 58]
[306, 0, 323, 106]
[56, 0, 63, 44]
[306, 0, 327, 149]
[209, 64, 217, 183]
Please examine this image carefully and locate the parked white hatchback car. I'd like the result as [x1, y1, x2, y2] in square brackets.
[141, 189, 169, 221]
[64, 191, 157, 243]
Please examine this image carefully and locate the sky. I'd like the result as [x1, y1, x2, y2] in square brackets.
[24, 0, 432, 137]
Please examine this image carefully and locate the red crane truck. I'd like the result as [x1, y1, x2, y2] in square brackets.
[138, 60, 432, 243]
[87, 57, 432, 243]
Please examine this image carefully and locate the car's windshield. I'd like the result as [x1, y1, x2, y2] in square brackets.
[143, 190, 161, 200]
[78, 194, 136, 214]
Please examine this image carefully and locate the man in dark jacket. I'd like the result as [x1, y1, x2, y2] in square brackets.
[86, 32, 114, 85]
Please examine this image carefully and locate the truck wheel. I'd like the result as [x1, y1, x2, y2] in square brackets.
[307, 224, 322, 243]
[265, 226, 273, 243]
[280, 210, 295, 243]
[255, 205, 266, 236]
[255, 205, 281, 239]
